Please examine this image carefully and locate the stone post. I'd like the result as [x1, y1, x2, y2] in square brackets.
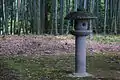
[65, 10, 96, 77]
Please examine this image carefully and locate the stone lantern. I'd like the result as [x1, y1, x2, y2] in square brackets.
[65, 10, 96, 77]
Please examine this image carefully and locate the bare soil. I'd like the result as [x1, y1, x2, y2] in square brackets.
[0, 35, 119, 56]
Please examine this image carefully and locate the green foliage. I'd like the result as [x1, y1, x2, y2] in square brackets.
[0, 57, 21, 80]
[0, 0, 120, 35]
[93, 35, 120, 43]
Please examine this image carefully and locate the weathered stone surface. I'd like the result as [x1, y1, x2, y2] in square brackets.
[65, 11, 96, 20]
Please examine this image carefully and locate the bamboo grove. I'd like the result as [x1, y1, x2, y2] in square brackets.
[0, 0, 120, 35]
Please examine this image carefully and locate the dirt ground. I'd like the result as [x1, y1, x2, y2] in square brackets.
[0, 35, 119, 56]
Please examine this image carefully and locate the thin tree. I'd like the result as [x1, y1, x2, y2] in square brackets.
[104, 0, 108, 35]
[84, 0, 87, 9]
[60, 0, 64, 34]
[66, 0, 70, 34]
[89, 0, 95, 38]
[10, 1, 13, 34]
[74, 0, 77, 11]
[52, 0, 58, 35]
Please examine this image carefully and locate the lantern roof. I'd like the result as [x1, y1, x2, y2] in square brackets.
[65, 10, 97, 20]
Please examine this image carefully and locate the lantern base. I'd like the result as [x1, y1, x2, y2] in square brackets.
[69, 72, 93, 77]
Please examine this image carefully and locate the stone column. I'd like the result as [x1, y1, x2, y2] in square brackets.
[65, 10, 96, 77]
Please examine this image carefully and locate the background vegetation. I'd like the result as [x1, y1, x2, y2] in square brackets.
[0, 0, 120, 35]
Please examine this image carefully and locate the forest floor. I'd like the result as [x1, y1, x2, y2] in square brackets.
[0, 35, 119, 56]
[0, 35, 120, 80]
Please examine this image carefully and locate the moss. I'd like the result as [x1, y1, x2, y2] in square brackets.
[0, 58, 21, 80]
[65, 10, 96, 20]
[0, 54, 120, 80]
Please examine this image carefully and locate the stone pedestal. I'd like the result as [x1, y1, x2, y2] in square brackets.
[65, 10, 96, 77]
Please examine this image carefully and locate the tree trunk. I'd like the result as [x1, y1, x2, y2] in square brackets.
[89, 0, 95, 39]
[66, 0, 70, 34]
[84, 0, 87, 9]
[104, 0, 108, 35]
[37, 0, 41, 35]
[41, 0, 45, 34]
[44, 0, 49, 34]
[10, 2, 13, 35]
[60, 0, 64, 34]
[74, 0, 77, 11]
[52, 0, 58, 35]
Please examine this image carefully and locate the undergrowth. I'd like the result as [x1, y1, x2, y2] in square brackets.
[0, 54, 120, 80]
